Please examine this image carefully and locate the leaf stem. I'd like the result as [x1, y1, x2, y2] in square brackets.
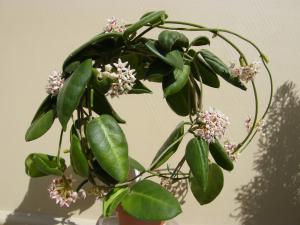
[57, 128, 64, 166]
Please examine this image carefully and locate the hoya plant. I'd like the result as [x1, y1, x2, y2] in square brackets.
[25, 11, 273, 221]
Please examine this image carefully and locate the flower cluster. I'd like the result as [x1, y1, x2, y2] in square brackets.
[194, 107, 230, 143]
[103, 17, 126, 33]
[229, 61, 260, 82]
[160, 177, 188, 205]
[88, 185, 109, 199]
[98, 59, 136, 98]
[48, 176, 86, 207]
[224, 140, 238, 161]
[46, 70, 64, 96]
[245, 116, 265, 134]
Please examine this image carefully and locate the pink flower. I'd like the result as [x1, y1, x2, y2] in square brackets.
[46, 70, 64, 96]
[224, 140, 238, 161]
[103, 17, 126, 33]
[97, 59, 136, 98]
[194, 107, 230, 143]
[230, 61, 260, 83]
[48, 176, 83, 207]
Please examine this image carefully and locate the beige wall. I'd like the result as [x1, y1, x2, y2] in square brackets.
[0, 0, 299, 224]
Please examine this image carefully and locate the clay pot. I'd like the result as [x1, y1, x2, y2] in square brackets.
[117, 206, 165, 225]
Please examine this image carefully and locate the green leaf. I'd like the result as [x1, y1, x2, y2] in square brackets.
[25, 153, 66, 177]
[91, 90, 126, 123]
[163, 79, 196, 116]
[188, 49, 220, 88]
[86, 115, 129, 182]
[185, 138, 209, 191]
[31, 95, 55, 123]
[209, 140, 234, 171]
[92, 160, 118, 185]
[145, 41, 184, 69]
[124, 11, 167, 39]
[64, 61, 80, 77]
[63, 33, 124, 70]
[103, 187, 129, 217]
[190, 163, 224, 205]
[165, 50, 184, 70]
[70, 134, 89, 177]
[121, 180, 182, 220]
[158, 30, 189, 52]
[200, 49, 246, 90]
[129, 157, 146, 173]
[164, 64, 190, 97]
[145, 60, 172, 83]
[57, 59, 93, 130]
[90, 69, 113, 94]
[128, 80, 152, 94]
[190, 36, 210, 46]
[25, 109, 56, 142]
[150, 121, 185, 170]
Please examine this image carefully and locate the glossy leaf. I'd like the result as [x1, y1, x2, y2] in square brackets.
[121, 180, 182, 220]
[145, 41, 184, 69]
[25, 109, 56, 142]
[185, 138, 209, 191]
[190, 163, 224, 205]
[163, 78, 195, 116]
[190, 36, 210, 46]
[70, 134, 89, 177]
[129, 157, 146, 173]
[92, 160, 118, 185]
[158, 30, 189, 52]
[209, 140, 234, 171]
[150, 122, 185, 170]
[145, 60, 172, 82]
[25, 153, 66, 177]
[64, 61, 80, 77]
[200, 49, 246, 90]
[63, 33, 124, 70]
[103, 187, 129, 217]
[164, 64, 190, 97]
[124, 11, 167, 39]
[92, 90, 126, 123]
[128, 80, 152, 94]
[86, 115, 129, 182]
[31, 95, 55, 123]
[188, 49, 220, 88]
[90, 68, 113, 94]
[57, 59, 93, 130]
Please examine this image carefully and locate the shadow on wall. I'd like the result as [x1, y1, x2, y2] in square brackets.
[4, 169, 96, 225]
[232, 81, 300, 225]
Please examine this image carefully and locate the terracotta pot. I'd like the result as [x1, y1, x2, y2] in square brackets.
[117, 206, 165, 225]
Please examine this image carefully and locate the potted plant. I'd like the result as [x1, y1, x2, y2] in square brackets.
[24, 11, 273, 225]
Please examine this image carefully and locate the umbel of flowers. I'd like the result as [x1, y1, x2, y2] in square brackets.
[25, 11, 272, 222]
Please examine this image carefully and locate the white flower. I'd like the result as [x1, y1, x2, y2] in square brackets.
[46, 70, 64, 96]
[224, 140, 238, 161]
[194, 107, 230, 143]
[98, 58, 136, 98]
[103, 17, 126, 33]
[230, 61, 260, 82]
[48, 175, 81, 207]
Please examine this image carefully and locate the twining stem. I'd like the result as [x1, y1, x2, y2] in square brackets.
[163, 20, 273, 122]
[158, 21, 272, 152]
